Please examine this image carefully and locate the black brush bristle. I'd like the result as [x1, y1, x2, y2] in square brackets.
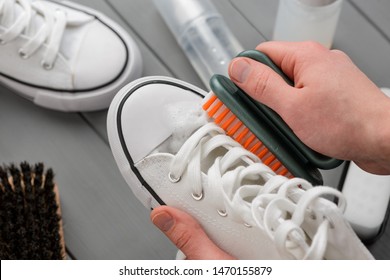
[0, 162, 63, 260]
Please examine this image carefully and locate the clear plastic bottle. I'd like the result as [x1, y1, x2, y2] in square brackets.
[273, 0, 343, 49]
[153, 0, 244, 87]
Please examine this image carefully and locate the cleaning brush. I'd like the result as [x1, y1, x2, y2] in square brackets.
[0, 162, 65, 260]
[203, 50, 343, 185]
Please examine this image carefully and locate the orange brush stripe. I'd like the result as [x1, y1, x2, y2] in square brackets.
[271, 161, 282, 172]
[279, 168, 289, 176]
[250, 142, 262, 153]
[202, 94, 217, 110]
[215, 107, 230, 124]
[228, 120, 243, 136]
[221, 114, 237, 130]
[264, 155, 276, 165]
[204, 95, 294, 180]
[235, 127, 250, 143]
[257, 147, 269, 159]
[208, 100, 224, 117]
[244, 134, 256, 148]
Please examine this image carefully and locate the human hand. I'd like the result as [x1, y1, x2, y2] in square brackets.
[151, 206, 235, 260]
[228, 41, 390, 174]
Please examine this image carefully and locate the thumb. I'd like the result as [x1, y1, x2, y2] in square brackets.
[151, 206, 235, 260]
[228, 57, 298, 112]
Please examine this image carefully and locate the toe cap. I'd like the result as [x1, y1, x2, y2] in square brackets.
[72, 20, 128, 90]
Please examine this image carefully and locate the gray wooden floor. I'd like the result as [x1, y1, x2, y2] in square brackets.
[0, 0, 389, 259]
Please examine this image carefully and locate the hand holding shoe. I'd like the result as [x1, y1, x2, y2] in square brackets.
[151, 206, 235, 260]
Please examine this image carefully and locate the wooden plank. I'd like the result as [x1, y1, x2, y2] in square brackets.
[229, 0, 278, 41]
[211, 0, 268, 49]
[350, 0, 390, 41]
[0, 85, 176, 259]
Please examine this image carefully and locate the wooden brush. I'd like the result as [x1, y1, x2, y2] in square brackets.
[0, 162, 65, 260]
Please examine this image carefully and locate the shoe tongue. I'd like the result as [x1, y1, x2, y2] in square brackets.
[1, 1, 22, 29]
[41, 1, 95, 61]
[2, 0, 45, 37]
[3, 0, 94, 61]
[26, 8, 45, 37]
[162, 101, 208, 154]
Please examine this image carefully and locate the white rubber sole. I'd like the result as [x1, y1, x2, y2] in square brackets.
[0, 0, 142, 112]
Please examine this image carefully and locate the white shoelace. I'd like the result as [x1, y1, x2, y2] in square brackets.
[0, 0, 67, 69]
[169, 122, 346, 259]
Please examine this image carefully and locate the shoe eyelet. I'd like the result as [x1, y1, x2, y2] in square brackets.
[41, 61, 53, 70]
[168, 172, 181, 183]
[217, 209, 227, 217]
[191, 191, 203, 201]
[18, 49, 29, 59]
[244, 223, 252, 228]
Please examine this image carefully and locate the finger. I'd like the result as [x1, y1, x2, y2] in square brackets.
[256, 41, 328, 79]
[228, 57, 298, 113]
[151, 206, 234, 260]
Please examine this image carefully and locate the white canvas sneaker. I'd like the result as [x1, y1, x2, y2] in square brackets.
[107, 76, 374, 259]
[0, 0, 142, 112]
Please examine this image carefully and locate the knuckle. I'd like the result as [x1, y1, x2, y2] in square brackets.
[302, 40, 326, 51]
[330, 49, 348, 59]
[329, 49, 353, 65]
[253, 68, 272, 100]
[330, 49, 345, 55]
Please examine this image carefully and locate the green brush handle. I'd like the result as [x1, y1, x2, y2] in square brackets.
[210, 75, 323, 185]
[236, 50, 343, 170]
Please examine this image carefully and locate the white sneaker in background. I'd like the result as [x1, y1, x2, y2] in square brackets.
[107, 76, 374, 259]
[0, 0, 142, 112]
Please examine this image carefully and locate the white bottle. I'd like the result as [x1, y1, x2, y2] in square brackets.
[153, 0, 244, 87]
[341, 162, 390, 241]
[273, 0, 343, 49]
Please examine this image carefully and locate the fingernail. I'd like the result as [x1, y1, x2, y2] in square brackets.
[230, 59, 251, 83]
[152, 211, 174, 232]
